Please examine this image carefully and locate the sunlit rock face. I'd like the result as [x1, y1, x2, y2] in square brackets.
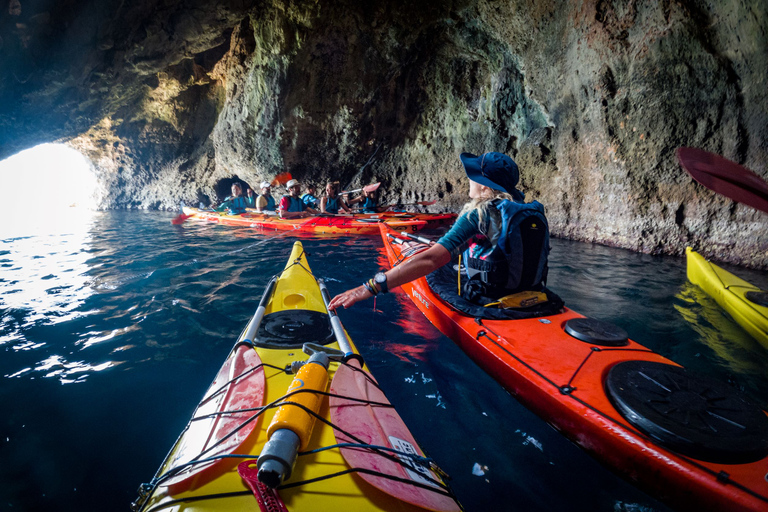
[1, 0, 766, 267]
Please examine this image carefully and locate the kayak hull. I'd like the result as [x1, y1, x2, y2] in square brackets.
[138, 241, 460, 512]
[686, 247, 768, 350]
[180, 207, 455, 234]
[379, 224, 768, 512]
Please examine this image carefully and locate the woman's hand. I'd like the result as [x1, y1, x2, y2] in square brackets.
[328, 285, 373, 310]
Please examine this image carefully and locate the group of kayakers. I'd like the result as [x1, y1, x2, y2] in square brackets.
[211, 151, 549, 310]
[214, 179, 380, 217]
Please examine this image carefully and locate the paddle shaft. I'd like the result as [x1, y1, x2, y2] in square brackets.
[318, 279, 354, 358]
[243, 277, 277, 343]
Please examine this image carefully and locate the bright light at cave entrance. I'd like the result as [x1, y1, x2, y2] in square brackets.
[0, 144, 99, 237]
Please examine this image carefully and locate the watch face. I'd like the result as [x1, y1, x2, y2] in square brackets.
[375, 273, 386, 283]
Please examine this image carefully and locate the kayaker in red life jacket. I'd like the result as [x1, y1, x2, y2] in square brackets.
[279, 179, 320, 219]
[329, 152, 550, 310]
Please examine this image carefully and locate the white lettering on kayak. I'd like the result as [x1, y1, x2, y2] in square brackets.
[388, 436, 436, 487]
[411, 289, 430, 309]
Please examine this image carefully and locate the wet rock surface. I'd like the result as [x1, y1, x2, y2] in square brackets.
[1, 0, 766, 267]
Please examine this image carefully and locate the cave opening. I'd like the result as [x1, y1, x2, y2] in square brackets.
[0, 144, 99, 237]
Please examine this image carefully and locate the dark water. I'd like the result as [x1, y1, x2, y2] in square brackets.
[2, 211, 767, 512]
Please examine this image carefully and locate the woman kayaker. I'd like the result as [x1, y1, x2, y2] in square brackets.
[214, 183, 248, 214]
[245, 187, 256, 207]
[255, 181, 276, 212]
[348, 188, 380, 213]
[329, 152, 550, 309]
[301, 183, 320, 210]
[279, 179, 320, 219]
[321, 181, 351, 214]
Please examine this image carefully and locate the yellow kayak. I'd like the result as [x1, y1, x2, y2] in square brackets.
[133, 241, 461, 512]
[686, 247, 768, 350]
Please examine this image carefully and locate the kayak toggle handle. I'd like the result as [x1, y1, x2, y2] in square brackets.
[257, 351, 330, 487]
[283, 343, 346, 374]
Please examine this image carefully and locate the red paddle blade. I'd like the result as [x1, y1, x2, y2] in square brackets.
[171, 213, 192, 225]
[329, 364, 460, 512]
[271, 172, 292, 186]
[362, 182, 381, 193]
[677, 147, 768, 214]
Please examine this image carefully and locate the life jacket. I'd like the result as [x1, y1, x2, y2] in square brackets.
[281, 195, 305, 213]
[361, 196, 377, 213]
[301, 193, 319, 209]
[462, 199, 549, 293]
[245, 195, 256, 207]
[227, 196, 247, 214]
[259, 194, 276, 210]
[325, 196, 341, 214]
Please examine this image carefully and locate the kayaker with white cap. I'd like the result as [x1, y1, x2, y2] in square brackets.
[329, 152, 551, 309]
[279, 179, 320, 219]
[255, 181, 276, 212]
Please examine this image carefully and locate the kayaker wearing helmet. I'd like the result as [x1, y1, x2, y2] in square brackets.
[279, 179, 320, 219]
[255, 181, 276, 212]
[329, 152, 551, 309]
[321, 181, 351, 214]
[214, 183, 248, 214]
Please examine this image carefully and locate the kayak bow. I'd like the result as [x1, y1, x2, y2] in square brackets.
[134, 241, 461, 512]
[686, 247, 768, 350]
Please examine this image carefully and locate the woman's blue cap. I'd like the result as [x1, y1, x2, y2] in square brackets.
[460, 152, 524, 201]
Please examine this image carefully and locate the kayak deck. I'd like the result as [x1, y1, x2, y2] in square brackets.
[379, 224, 768, 512]
[180, 207, 455, 235]
[686, 247, 768, 350]
[136, 241, 461, 512]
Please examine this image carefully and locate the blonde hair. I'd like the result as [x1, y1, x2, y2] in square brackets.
[459, 187, 516, 235]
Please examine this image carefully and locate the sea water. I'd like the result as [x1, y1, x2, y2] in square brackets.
[2, 210, 767, 512]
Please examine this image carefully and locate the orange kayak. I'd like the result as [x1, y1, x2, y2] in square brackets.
[181, 206, 455, 234]
[379, 223, 768, 512]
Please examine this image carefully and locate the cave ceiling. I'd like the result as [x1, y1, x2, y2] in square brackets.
[1, 0, 767, 266]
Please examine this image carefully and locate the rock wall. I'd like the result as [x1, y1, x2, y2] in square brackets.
[1, 0, 767, 267]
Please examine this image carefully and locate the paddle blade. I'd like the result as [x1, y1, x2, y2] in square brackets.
[329, 363, 460, 512]
[677, 147, 768, 214]
[171, 213, 192, 225]
[362, 182, 381, 193]
[271, 172, 293, 186]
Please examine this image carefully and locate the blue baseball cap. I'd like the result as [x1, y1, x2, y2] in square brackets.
[460, 152, 524, 201]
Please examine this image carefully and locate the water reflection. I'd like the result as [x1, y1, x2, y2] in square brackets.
[674, 281, 768, 376]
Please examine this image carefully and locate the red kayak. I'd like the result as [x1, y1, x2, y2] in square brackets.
[379, 223, 768, 512]
[179, 206, 456, 234]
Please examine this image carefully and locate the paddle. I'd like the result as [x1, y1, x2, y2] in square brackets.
[676, 147, 768, 214]
[340, 182, 381, 195]
[271, 172, 293, 187]
[171, 202, 193, 225]
[379, 200, 437, 209]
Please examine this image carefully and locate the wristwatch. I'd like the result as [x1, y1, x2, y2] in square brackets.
[374, 272, 389, 293]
